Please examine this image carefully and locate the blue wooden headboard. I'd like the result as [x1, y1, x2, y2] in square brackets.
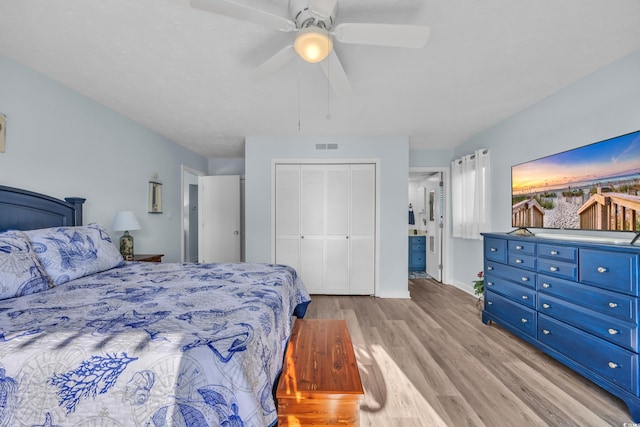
[0, 185, 85, 232]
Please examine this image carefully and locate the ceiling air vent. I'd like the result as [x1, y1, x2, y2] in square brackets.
[315, 143, 339, 150]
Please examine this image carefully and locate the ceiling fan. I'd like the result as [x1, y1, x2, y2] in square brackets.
[189, 0, 431, 94]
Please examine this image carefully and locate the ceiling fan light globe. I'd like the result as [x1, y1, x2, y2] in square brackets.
[294, 28, 333, 63]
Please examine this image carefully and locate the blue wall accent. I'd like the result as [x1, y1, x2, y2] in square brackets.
[0, 55, 208, 262]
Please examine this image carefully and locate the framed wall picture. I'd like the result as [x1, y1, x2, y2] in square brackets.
[149, 181, 162, 213]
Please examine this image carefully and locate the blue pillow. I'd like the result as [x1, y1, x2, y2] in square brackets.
[0, 230, 51, 299]
[25, 223, 124, 285]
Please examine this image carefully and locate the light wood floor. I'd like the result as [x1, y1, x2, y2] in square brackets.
[303, 278, 632, 426]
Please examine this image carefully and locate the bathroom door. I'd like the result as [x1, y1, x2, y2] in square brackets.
[426, 176, 443, 281]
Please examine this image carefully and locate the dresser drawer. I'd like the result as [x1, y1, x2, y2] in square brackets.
[579, 249, 639, 296]
[538, 314, 638, 394]
[485, 275, 536, 309]
[486, 261, 536, 289]
[538, 243, 578, 262]
[485, 291, 536, 337]
[485, 238, 507, 263]
[538, 294, 638, 352]
[508, 253, 537, 270]
[509, 240, 536, 255]
[410, 252, 425, 267]
[538, 273, 637, 322]
[537, 258, 577, 281]
[410, 236, 426, 250]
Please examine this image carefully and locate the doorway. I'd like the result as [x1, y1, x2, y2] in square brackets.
[408, 167, 448, 283]
[181, 165, 205, 263]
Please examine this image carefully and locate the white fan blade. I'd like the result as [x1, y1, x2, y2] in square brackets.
[252, 45, 298, 80]
[319, 50, 352, 95]
[190, 0, 296, 32]
[333, 23, 430, 48]
[309, 0, 338, 20]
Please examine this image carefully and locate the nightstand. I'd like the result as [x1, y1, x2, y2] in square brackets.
[132, 254, 164, 263]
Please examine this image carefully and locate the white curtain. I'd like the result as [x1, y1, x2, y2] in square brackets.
[451, 149, 491, 239]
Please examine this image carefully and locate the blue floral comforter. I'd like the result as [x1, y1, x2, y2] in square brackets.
[0, 262, 311, 427]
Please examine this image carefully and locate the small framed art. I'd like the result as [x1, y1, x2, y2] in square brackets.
[149, 181, 162, 213]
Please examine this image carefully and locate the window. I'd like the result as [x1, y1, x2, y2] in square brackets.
[451, 149, 490, 239]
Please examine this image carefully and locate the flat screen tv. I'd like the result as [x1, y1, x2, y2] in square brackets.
[511, 130, 640, 234]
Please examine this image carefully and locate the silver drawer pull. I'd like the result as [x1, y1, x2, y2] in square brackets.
[521, 277, 528, 282]
[490, 247, 497, 252]
[608, 328, 619, 335]
[542, 283, 550, 288]
[515, 259, 523, 264]
[597, 267, 607, 273]
[609, 302, 618, 308]
[549, 266, 558, 272]
[521, 318, 528, 323]
[487, 266, 493, 271]
[522, 295, 529, 300]
[542, 329, 550, 335]
[608, 362, 618, 369]
[487, 301, 493, 305]
[515, 245, 523, 250]
[542, 303, 550, 309]
[487, 281, 493, 287]
[550, 250, 559, 255]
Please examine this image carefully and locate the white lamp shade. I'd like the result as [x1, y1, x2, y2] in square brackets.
[294, 27, 333, 63]
[112, 211, 141, 232]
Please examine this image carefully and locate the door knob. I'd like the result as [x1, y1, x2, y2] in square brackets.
[234, 231, 239, 235]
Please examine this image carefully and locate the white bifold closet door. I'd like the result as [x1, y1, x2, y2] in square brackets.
[275, 163, 375, 295]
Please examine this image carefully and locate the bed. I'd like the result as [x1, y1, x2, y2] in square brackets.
[0, 185, 311, 427]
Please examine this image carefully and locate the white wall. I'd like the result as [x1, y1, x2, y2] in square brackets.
[0, 55, 208, 262]
[245, 136, 410, 298]
[450, 48, 640, 291]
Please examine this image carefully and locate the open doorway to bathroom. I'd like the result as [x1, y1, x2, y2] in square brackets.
[408, 168, 448, 282]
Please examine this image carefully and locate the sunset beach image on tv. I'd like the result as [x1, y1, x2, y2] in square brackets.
[511, 130, 640, 231]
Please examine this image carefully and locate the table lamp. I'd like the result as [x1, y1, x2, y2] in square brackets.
[112, 211, 141, 260]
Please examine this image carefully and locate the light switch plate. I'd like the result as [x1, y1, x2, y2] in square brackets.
[0, 114, 5, 153]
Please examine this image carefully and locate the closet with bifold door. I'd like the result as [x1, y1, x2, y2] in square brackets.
[275, 163, 376, 295]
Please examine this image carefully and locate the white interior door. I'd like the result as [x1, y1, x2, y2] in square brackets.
[198, 175, 241, 263]
[426, 174, 443, 281]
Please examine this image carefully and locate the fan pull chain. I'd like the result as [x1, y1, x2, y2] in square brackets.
[297, 71, 301, 132]
[326, 38, 332, 120]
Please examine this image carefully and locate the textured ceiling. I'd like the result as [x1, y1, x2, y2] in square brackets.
[1, 0, 639, 158]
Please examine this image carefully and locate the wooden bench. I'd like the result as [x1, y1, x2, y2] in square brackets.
[276, 319, 364, 426]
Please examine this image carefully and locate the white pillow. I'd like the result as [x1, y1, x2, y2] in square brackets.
[0, 230, 51, 299]
[26, 223, 124, 285]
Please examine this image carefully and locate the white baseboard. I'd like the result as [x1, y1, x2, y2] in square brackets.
[376, 290, 412, 299]
[447, 279, 476, 296]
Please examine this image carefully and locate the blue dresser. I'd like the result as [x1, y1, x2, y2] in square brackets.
[482, 232, 640, 421]
[409, 235, 426, 271]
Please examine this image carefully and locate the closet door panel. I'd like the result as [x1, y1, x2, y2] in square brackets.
[326, 165, 349, 237]
[275, 165, 300, 236]
[350, 164, 376, 237]
[326, 237, 349, 294]
[301, 166, 325, 237]
[275, 238, 300, 272]
[350, 237, 375, 294]
[275, 165, 301, 272]
[300, 237, 324, 293]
